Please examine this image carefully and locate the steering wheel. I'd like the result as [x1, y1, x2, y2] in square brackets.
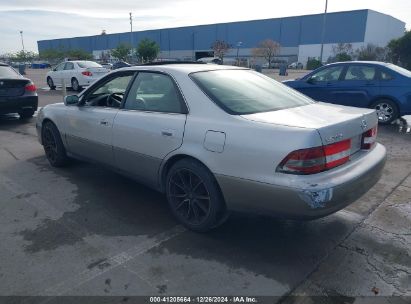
[106, 93, 123, 108]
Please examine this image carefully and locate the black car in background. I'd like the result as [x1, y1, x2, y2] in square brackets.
[111, 61, 131, 70]
[0, 62, 38, 119]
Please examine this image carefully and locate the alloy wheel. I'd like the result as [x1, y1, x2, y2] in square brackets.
[43, 125, 58, 164]
[375, 102, 393, 123]
[168, 168, 211, 225]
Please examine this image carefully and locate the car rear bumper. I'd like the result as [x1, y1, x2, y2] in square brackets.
[216, 143, 386, 219]
[0, 96, 38, 114]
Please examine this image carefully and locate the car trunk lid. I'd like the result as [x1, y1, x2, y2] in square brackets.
[241, 102, 378, 150]
[0, 78, 30, 97]
[85, 67, 109, 77]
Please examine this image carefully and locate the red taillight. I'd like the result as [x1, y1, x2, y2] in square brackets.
[25, 82, 37, 92]
[82, 71, 93, 76]
[361, 126, 377, 150]
[277, 139, 351, 175]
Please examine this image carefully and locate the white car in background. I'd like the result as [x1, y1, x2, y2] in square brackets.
[46, 61, 109, 91]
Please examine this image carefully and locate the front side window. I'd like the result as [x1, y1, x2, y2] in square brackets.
[190, 69, 313, 115]
[83, 74, 133, 107]
[344, 65, 376, 81]
[124, 72, 185, 113]
[54, 63, 65, 71]
[310, 66, 344, 82]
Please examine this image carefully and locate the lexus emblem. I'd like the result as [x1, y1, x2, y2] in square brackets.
[361, 119, 368, 130]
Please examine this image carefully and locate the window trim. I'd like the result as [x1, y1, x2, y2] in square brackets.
[120, 70, 189, 115]
[79, 71, 136, 107]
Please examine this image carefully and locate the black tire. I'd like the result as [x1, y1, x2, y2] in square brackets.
[370, 99, 399, 125]
[19, 110, 34, 119]
[47, 77, 56, 90]
[41, 121, 69, 167]
[166, 159, 227, 232]
[71, 78, 81, 92]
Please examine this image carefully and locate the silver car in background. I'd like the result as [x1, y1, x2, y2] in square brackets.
[36, 64, 386, 232]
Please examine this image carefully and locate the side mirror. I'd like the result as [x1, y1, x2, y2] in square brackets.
[64, 95, 79, 106]
[306, 77, 317, 84]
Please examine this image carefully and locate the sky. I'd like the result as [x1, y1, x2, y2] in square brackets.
[0, 0, 410, 54]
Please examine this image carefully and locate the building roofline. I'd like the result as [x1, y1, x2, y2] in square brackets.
[38, 9, 381, 43]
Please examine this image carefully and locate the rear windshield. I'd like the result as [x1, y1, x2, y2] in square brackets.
[0, 66, 20, 78]
[387, 64, 411, 77]
[190, 69, 314, 115]
[77, 61, 102, 68]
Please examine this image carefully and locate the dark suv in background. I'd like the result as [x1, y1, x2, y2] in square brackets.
[0, 62, 38, 119]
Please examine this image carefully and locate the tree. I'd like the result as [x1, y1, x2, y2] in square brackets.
[387, 31, 411, 69]
[111, 43, 131, 61]
[355, 43, 387, 61]
[137, 38, 160, 62]
[66, 49, 93, 60]
[211, 40, 231, 63]
[328, 43, 353, 62]
[13, 50, 38, 62]
[251, 39, 280, 68]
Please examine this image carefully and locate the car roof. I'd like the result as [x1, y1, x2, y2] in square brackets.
[120, 64, 247, 74]
[326, 61, 391, 67]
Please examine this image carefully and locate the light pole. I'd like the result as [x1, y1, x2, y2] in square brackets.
[236, 41, 243, 66]
[129, 12, 133, 62]
[19, 30, 25, 53]
[319, 0, 328, 64]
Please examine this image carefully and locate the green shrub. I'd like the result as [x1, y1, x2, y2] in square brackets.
[306, 57, 322, 70]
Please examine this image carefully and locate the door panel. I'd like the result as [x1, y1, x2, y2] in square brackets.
[298, 65, 345, 103]
[112, 72, 188, 188]
[113, 111, 186, 187]
[65, 106, 118, 165]
[332, 65, 380, 108]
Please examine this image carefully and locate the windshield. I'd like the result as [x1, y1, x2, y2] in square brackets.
[387, 63, 411, 77]
[77, 61, 102, 68]
[190, 69, 314, 115]
[0, 66, 20, 78]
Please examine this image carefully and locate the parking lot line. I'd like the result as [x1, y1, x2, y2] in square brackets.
[41, 225, 185, 297]
[0, 172, 186, 297]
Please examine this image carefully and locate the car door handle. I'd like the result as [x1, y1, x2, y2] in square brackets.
[161, 130, 174, 137]
[100, 120, 109, 126]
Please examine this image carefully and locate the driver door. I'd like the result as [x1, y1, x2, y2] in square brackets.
[298, 65, 345, 102]
[64, 72, 135, 166]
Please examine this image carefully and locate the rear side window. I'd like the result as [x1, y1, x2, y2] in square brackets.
[380, 70, 394, 81]
[124, 72, 186, 113]
[0, 66, 19, 78]
[345, 65, 376, 81]
[77, 61, 102, 68]
[190, 69, 313, 115]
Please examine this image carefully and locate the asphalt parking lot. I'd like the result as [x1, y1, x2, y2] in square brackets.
[0, 69, 410, 302]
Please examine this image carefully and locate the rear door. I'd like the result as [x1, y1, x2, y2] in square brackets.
[298, 65, 345, 102]
[332, 64, 380, 108]
[112, 71, 188, 188]
[63, 62, 75, 87]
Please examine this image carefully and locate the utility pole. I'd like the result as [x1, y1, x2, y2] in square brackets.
[19, 30, 25, 53]
[236, 41, 242, 66]
[129, 12, 133, 62]
[319, 0, 328, 64]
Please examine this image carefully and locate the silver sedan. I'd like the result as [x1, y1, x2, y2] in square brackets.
[36, 64, 386, 232]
